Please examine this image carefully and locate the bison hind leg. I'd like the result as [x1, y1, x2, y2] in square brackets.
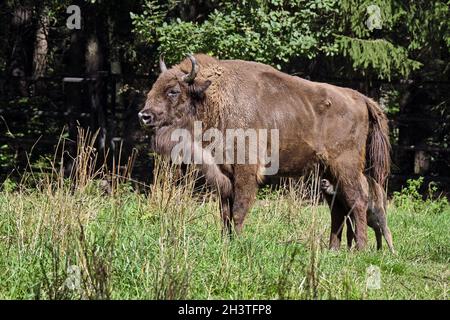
[335, 174, 370, 250]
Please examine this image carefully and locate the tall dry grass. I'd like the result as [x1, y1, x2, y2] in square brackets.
[1, 127, 223, 299]
[1, 128, 135, 299]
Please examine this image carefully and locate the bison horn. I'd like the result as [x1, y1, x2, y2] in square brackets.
[182, 54, 198, 84]
[159, 54, 167, 73]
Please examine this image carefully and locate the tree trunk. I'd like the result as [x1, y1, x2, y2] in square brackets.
[6, 6, 33, 97]
[32, 13, 49, 80]
[63, 27, 85, 177]
[84, 3, 110, 166]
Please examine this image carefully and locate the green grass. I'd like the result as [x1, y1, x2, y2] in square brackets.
[0, 130, 448, 300]
[0, 171, 448, 300]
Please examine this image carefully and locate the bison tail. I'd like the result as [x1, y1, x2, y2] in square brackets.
[365, 97, 391, 187]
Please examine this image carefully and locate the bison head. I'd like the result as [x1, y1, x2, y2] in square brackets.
[138, 54, 211, 129]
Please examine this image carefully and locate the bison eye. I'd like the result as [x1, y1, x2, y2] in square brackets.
[167, 89, 180, 98]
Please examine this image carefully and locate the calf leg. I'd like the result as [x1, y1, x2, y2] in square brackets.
[374, 226, 383, 250]
[367, 178, 395, 253]
[367, 212, 382, 250]
[322, 183, 346, 250]
[378, 213, 395, 253]
[329, 207, 345, 250]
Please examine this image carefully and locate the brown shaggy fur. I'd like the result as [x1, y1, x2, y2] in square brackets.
[139, 54, 391, 250]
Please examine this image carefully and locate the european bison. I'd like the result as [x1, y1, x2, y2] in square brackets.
[138, 54, 391, 251]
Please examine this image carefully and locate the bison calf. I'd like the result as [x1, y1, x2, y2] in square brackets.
[320, 178, 394, 253]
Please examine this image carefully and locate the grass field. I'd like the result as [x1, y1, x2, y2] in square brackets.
[0, 162, 448, 300]
[0, 132, 448, 300]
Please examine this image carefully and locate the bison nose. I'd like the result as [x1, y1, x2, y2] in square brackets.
[138, 111, 154, 126]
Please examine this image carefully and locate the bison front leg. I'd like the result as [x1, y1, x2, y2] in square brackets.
[231, 167, 258, 235]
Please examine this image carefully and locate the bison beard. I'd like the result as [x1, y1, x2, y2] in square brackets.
[140, 53, 391, 251]
[152, 123, 233, 198]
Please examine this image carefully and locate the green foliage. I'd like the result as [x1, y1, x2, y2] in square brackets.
[337, 0, 449, 79]
[392, 177, 449, 214]
[338, 0, 395, 37]
[130, 0, 171, 44]
[132, 0, 339, 67]
[0, 144, 16, 169]
[131, 0, 449, 79]
[400, 1, 450, 53]
[393, 177, 424, 210]
[1, 178, 17, 192]
[335, 36, 422, 80]
[257, 185, 280, 201]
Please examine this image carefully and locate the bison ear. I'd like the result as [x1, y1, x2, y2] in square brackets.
[190, 80, 212, 98]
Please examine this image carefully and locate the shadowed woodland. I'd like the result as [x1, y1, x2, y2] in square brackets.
[0, 0, 449, 193]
